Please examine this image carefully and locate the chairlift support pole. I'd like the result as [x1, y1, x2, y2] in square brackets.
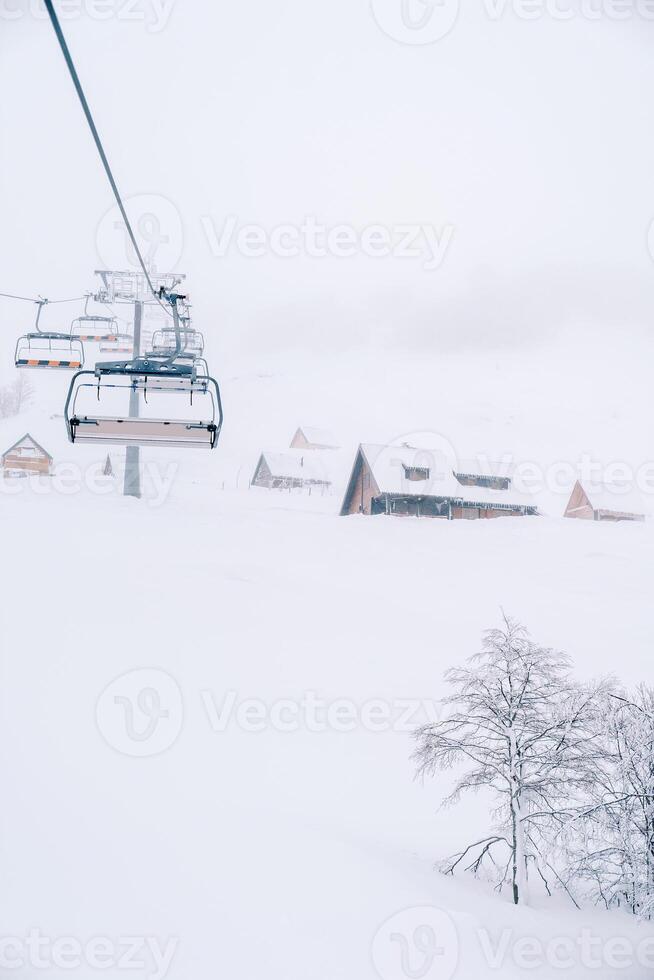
[123, 299, 142, 499]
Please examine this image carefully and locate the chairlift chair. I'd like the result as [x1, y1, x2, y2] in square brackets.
[14, 299, 85, 370]
[174, 352, 210, 377]
[70, 295, 119, 342]
[64, 295, 222, 449]
[99, 333, 134, 353]
[151, 326, 204, 356]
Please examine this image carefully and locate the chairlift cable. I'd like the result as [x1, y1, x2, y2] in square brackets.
[42, 0, 172, 318]
[0, 291, 86, 305]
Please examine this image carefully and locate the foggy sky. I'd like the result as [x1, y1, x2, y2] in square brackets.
[2, 0, 654, 355]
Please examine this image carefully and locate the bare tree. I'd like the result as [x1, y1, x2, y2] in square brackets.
[0, 375, 34, 419]
[561, 685, 654, 919]
[414, 615, 602, 905]
[13, 372, 34, 413]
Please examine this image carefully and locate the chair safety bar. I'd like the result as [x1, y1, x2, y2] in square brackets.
[15, 333, 85, 370]
[17, 358, 82, 369]
[67, 416, 218, 449]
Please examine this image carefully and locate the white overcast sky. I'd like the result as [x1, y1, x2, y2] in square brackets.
[2, 0, 654, 354]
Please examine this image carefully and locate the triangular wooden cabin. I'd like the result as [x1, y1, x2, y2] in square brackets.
[290, 426, 340, 451]
[564, 480, 646, 523]
[340, 444, 537, 519]
[1, 433, 53, 476]
[252, 451, 331, 490]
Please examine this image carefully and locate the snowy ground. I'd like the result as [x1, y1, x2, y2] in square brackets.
[0, 336, 652, 979]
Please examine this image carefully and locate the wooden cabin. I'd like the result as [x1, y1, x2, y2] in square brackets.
[1, 433, 53, 477]
[290, 426, 340, 451]
[340, 444, 537, 519]
[252, 451, 332, 491]
[564, 480, 646, 523]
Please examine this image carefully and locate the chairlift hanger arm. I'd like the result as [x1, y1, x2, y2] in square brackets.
[156, 291, 186, 365]
[35, 298, 47, 333]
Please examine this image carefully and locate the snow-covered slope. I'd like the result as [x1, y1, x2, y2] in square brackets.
[0, 337, 652, 979]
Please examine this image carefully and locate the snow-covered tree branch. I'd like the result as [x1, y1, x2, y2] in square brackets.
[414, 615, 607, 906]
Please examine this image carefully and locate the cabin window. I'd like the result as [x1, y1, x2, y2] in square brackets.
[455, 473, 510, 491]
[403, 465, 430, 482]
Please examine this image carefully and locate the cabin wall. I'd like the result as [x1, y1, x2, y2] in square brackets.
[385, 502, 529, 520]
[344, 458, 379, 515]
[2, 453, 51, 475]
[253, 457, 330, 492]
[290, 431, 310, 450]
[252, 457, 273, 489]
[596, 510, 645, 524]
[386, 497, 449, 518]
[565, 482, 594, 520]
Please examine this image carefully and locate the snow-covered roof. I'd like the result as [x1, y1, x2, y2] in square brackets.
[260, 451, 332, 483]
[2, 432, 52, 460]
[454, 457, 514, 480]
[582, 480, 649, 518]
[359, 445, 536, 509]
[295, 426, 340, 449]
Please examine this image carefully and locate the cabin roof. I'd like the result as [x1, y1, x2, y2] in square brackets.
[1, 432, 53, 461]
[354, 444, 535, 509]
[259, 450, 331, 483]
[295, 426, 339, 448]
[579, 480, 648, 518]
[454, 457, 514, 479]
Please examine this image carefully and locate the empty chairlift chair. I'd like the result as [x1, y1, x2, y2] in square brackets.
[64, 295, 222, 450]
[151, 325, 204, 357]
[99, 332, 134, 353]
[70, 294, 119, 342]
[15, 298, 84, 370]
